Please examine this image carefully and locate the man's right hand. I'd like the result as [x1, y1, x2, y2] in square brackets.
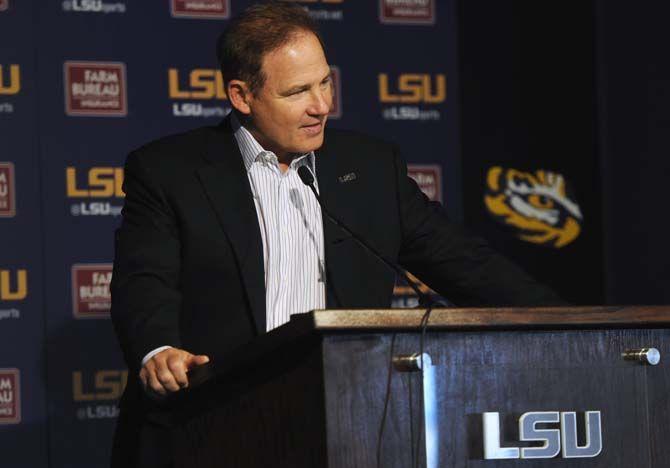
[139, 347, 210, 396]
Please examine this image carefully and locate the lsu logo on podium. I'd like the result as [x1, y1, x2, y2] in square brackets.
[0, 1, 8, 12]
[170, 0, 229, 19]
[483, 411, 602, 459]
[0, 162, 16, 217]
[0, 64, 20, 96]
[379, 0, 435, 25]
[71, 264, 112, 318]
[64, 61, 127, 117]
[408, 164, 442, 203]
[0, 269, 27, 301]
[0, 369, 20, 424]
[484, 167, 583, 248]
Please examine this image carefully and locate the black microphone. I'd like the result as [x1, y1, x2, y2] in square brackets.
[297, 165, 439, 307]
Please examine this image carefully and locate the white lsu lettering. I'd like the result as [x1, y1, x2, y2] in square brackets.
[483, 411, 602, 460]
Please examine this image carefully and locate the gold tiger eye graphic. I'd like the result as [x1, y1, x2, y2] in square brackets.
[484, 167, 582, 248]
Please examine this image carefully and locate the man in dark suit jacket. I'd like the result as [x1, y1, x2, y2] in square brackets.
[110, 3, 562, 467]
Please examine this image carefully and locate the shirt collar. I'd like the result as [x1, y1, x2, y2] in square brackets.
[230, 111, 315, 174]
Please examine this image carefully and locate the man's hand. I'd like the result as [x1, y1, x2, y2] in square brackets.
[139, 347, 210, 396]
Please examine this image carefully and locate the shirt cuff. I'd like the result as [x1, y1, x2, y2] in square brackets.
[141, 346, 172, 366]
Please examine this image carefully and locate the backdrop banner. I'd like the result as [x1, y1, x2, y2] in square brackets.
[0, 1, 49, 467]
[3, 1, 460, 466]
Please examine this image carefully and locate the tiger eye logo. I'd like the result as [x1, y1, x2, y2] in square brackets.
[484, 167, 583, 248]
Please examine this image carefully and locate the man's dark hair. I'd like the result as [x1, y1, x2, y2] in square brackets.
[217, 2, 325, 94]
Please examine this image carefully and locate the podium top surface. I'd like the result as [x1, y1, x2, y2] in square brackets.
[182, 306, 670, 395]
[298, 305, 670, 331]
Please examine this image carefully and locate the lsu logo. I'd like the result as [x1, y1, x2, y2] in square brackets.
[285, 0, 345, 20]
[66, 167, 124, 198]
[0, 269, 27, 301]
[0, 369, 20, 424]
[0, 0, 8, 11]
[66, 167, 124, 216]
[0, 162, 16, 217]
[72, 370, 127, 401]
[0, 64, 20, 95]
[171, 0, 229, 19]
[168, 68, 227, 100]
[408, 164, 442, 203]
[329, 66, 342, 119]
[71, 264, 112, 318]
[64, 61, 127, 116]
[484, 167, 583, 248]
[379, 73, 446, 104]
[379, 0, 435, 25]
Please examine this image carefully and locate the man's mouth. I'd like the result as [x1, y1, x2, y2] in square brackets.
[301, 121, 323, 135]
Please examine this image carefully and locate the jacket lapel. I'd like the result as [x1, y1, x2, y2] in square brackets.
[195, 118, 265, 334]
[315, 136, 358, 308]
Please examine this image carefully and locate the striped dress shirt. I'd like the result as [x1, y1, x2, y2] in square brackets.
[141, 116, 327, 365]
[231, 114, 326, 331]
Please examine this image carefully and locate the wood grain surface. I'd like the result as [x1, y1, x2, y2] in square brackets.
[173, 308, 670, 467]
[308, 306, 670, 330]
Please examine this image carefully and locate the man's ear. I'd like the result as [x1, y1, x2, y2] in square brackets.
[227, 80, 252, 115]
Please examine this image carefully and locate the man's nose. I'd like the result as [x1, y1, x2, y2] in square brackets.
[307, 88, 332, 116]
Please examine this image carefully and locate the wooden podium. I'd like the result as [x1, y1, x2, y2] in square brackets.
[171, 306, 670, 467]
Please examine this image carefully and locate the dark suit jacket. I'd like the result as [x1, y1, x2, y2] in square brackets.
[110, 116, 563, 467]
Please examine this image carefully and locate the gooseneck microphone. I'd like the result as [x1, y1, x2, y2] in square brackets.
[297, 165, 438, 308]
[298, 165, 444, 468]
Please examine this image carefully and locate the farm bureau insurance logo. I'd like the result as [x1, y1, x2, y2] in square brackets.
[0, 0, 8, 12]
[287, 0, 344, 22]
[0, 369, 20, 424]
[61, 0, 126, 14]
[168, 67, 230, 118]
[484, 167, 583, 248]
[72, 369, 126, 420]
[171, 0, 229, 19]
[408, 164, 442, 203]
[0, 162, 16, 217]
[72, 264, 112, 318]
[66, 166, 124, 216]
[379, 73, 445, 121]
[380, 0, 435, 25]
[64, 61, 127, 117]
[0, 64, 20, 114]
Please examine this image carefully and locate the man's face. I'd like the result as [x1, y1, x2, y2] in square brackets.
[245, 31, 333, 159]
